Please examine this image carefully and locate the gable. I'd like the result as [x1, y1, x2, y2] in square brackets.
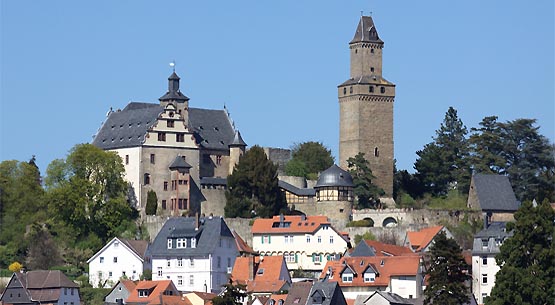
[470, 174, 520, 212]
[87, 237, 145, 264]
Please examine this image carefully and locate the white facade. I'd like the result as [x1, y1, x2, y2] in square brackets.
[152, 235, 237, 293]
[472, 254, 500, 304]
[112, 146, 142, 207]
[88, 238, 145, 288]
[388, 276, 419, 300]
[252, 225, 347, 272]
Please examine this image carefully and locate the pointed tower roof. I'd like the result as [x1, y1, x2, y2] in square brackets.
[159, 72, 190, 102]
[350, 16, 383, 44]
[229, 130, 247, 147]
[169, 156, 192, 171]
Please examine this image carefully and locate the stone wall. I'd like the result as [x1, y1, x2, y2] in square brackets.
[200, 187, 227, 218]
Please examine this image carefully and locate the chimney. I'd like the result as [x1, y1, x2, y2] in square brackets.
[248, 257, 254, 281]
[279, 213, 284, 227]
[195, 212, 200, 231]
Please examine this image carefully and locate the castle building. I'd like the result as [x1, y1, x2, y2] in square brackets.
[338, 15, 395, 197]
[92, 71, 246, 216]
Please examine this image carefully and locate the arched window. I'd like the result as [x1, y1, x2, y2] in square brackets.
[144, 173, 150, 185]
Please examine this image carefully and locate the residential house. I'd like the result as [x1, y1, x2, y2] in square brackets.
[231, 256, 291, 296]
[347, 240, 415, 257]
[88, 237, 149, 288]
[0, 270, 80, 305]
[105, 280, 137, 305]
[284, 281, 347, 305]
[147, 216, 238, 293]
[403, 226, 452, 253]
[266, 293, 287, 305]
[252, 215, 349, 275]
[125, 280, 180, 305]
[320, 255, 422, 300]
[467, 174, 520, 222]
[354, 291, 413, 305]
[471, 222, 512, 304]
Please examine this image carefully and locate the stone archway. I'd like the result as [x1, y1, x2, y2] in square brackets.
[382, 217, 398, 228]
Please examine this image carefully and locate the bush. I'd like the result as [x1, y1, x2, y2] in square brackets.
[346, 219, 374, 227]
[396, 193, 417, 208]
[426, 190, 468, 210]
[80, 287, 111, 305]
[354, 231, 376, 245]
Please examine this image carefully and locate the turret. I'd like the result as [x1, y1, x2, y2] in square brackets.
[228, 130, 247, 174]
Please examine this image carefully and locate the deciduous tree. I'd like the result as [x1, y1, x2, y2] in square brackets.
[486, 200, 555, 305]
[212, 279, 247, 305]
[424, 231, 470, 305]
[225, 146, 287, 218]
[285, 141, 334, 180]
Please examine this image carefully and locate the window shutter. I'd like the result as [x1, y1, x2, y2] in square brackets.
[295, 253, 298, 263]
[269, 235, 271, 243]
[312, 254, 315, 262]
[261, 236, 264, 244]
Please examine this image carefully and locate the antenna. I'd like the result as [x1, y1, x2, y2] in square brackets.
[169, 60, 176, 72]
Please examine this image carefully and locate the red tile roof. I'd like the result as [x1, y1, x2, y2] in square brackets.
[363, 240, 416, 256]
[126, 280, 179, 305]
[159, 295, 193, 305]
[232, 230, 257, 255]
[406, 226, 444, 252]
[319, 256, 421, 287]
[251, 215, 330, 234]
[232, 256, 290, 293]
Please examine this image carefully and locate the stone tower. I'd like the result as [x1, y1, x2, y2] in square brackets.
[338, 15, 395, 197]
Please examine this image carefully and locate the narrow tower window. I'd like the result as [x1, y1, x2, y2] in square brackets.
[380, 86, 386, 94]
[371, 48, 375, 53]
[343, 88, 347, 95]
[374, 147, 379, 157]
[350, 87, 353, 94]
[370, 67, 375, 72]
[369, 86, 374, 93]
[144, 173, 150, 185]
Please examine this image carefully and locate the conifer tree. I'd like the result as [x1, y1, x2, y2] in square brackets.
[225, 145, 287, 218]
[424, 231, 470, 305]
[486, 200, 555, 305]
[145, 190, 158, 215]
[347, 152, 384, 209]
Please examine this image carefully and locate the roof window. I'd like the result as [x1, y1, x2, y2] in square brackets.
[257, 268, 265, 275]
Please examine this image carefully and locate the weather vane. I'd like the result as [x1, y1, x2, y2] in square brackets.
[169, 60, 176, 72]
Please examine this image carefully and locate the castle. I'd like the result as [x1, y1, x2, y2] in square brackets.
[92, 15, 394, 221]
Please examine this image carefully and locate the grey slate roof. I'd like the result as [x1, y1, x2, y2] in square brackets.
[92, 102, 163, 150]
[472, 222, 513, 255]
[278, 180, 316, 196]
[314, 164, 354, 188]
[147, 216, 235, 258]
[350, 16, 383, 44]
[189, 107, 236, 150]
[200, 177, 227, 186]
[355, 291, 413, 305]
[92, 104, 236, 152]
[307, 281, 347, 305]
[348, 240, 377, 257]
[472, 174, 520, 212]
[229, 130, 247, 147]
[169, 156, 192, 170]
[159, 72, 189, 102]
[339, 75, 395, 86]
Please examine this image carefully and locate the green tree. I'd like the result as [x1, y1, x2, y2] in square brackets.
[45, 144, 138, 244]
[354, 231, 376, 245]
[486, 200, 555, 305]
[145, 190, 158, 215]
[25, 223, 63, 270]
[469, 117, 554, 202]
[225, 146, 287, 218]
[285, 141, 334, 180]
[0, 158, 46, 268]
[347, 152, 384, 209]
[212, 279, 247, 305]
[424, 231, 470, 305]
[415, 107, 471, 196]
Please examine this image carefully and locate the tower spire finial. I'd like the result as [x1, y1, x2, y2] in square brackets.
[361, 10, 364, 16]
[170, 60, 176, 72]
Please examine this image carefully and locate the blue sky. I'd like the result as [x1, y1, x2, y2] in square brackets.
[1, 1, 553, 174]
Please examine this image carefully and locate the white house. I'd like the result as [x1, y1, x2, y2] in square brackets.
[251, 215, 349, 275]
[87, 237, 149, 288]
[147, 216, 238, 293]
[472, 222, 512, 304]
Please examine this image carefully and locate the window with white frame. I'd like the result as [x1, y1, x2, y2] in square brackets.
[329, 236, 334, 243]
[166, 259, 171, 267]
[100, 257, 104, 263]
[177, 276, 183, 286]
[364, 272, 376, 282]
[482, 256, 487, 265]
[313, 253, 321, 263]
[306, 235, 311, 243]
[167, 238, 172, 249]
[262, 235, 270, 244]
[177, 258, 183, 267]
[285, 252, 296, 263]
[190, 258, 195, 267]
[342, 271, 353, 282]
[482, 274, 488, 284]
[317, 236, 322, 243]
[189, 275, 194, 286]
[285, 235, 293, 243]
[177, 238, 186, 248]
[191, 237, 196, 248]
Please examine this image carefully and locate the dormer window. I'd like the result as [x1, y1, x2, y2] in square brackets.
[312, 291, 324, 305]
[342, 270, 353, 282]
[191, 237, 196, 248]
[167, 238, 172, 249]
[176, 238, 186, 249]
[364, 272, 376, 282]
